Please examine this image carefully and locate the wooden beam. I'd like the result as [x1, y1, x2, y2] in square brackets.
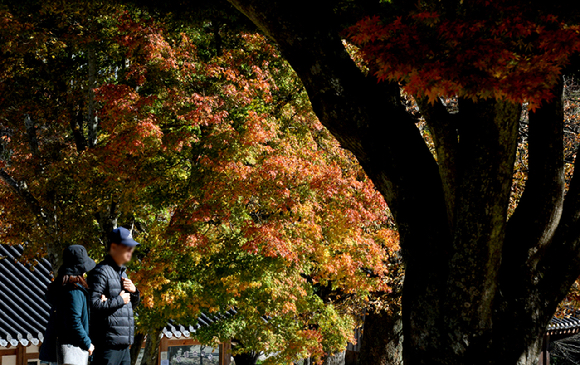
[26, 353, 39, 360]
[0, 349, 18, 356]
[166, 339, 197, 347]
[158, 337, 169, 365]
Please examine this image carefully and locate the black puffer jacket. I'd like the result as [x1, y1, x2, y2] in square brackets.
[88, 255, 140, 347]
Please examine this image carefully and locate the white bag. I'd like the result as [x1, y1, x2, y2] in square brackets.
[57, 343, 89, 365]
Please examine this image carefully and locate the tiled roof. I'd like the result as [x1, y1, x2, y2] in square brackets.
[0, 244, 52, 347]
[161, 310, 238, 339]
[547, 314, 580, 336]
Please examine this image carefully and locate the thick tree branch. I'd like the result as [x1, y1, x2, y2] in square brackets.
[97, 194, 121, 247]
[511, 73, 580, 318]
[0, 168, 47, 224]
[417, 98, 459, 231]
[227, 0, 450, 258]
[212, 16, 223, 56]
[226, 5, 454, 362]
[70, 101, 88, 152]
[491, 90, 580, 362]
[442, 98, 521, 352]
[504, 80, 565, 268]
[537, 140, 580, 303]
[223, 4, 456, 363]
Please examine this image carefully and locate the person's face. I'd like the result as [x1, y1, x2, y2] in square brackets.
[109, 243, 134, 265]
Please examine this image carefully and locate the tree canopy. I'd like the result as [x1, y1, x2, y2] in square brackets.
[0, 1, 400, 362]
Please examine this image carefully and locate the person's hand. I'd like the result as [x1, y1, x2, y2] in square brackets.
[122, 278, 136, 293]
[119, 290, 131, 304]
[101, 294, 107, 302]
[89, 344, 95, 356]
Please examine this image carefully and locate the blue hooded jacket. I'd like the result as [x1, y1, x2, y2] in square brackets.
[57, 284, 91, 350]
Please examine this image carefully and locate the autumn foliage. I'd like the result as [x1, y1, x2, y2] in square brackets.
[100, 14, 398, 360]
[347, 0, 580, 109]
[0, 2, 399, 362]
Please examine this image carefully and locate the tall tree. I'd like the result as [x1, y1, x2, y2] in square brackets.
[183, 0, 580, 364]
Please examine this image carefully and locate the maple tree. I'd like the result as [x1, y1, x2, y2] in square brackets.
[0, 1, 400, 364]
[96, 12, 400, 363]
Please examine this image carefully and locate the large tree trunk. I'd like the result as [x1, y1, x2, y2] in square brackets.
[223, 1, 580, 364]
[358, 311, 403, 365]
[516, 336, 544, 365]
[231, 340, 260, 365]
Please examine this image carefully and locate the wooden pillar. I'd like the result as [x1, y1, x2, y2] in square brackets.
[539, 334, 550, 365]
[17, 345, 26, 365]
[158, 337, 169, 365]
[544, 334, 550, 365]
[160, 338, 169, 353]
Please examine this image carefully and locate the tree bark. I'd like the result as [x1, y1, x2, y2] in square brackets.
[24, 114, 39, 157]
[69, 100, 87, 152]
[97, 195, 120, 247]
[212, 17, 222, 57]
[140, 328, 163, 365]
[358, 312, 403, 365]
[222, 1, 580, 364]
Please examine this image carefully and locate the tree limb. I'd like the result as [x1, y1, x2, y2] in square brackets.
[227, 0, 450, 261]
[24, 114, 39, 156]
[537, 139, 580, 303]
[504, 79, 565, 268]
[443, 97, 521, 346]
[0, 168, 47, 224]
[417, 98, 459, 231]
[87, 46, 98, 148]
[70, 100, 88, 152]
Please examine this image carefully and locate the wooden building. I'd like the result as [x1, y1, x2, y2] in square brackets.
[538, 314, 580, 365]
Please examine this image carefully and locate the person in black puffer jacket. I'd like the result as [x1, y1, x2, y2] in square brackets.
[88, 227, 140, 365]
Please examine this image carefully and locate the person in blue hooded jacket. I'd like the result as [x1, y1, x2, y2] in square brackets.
[43, 245, 97, 365]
